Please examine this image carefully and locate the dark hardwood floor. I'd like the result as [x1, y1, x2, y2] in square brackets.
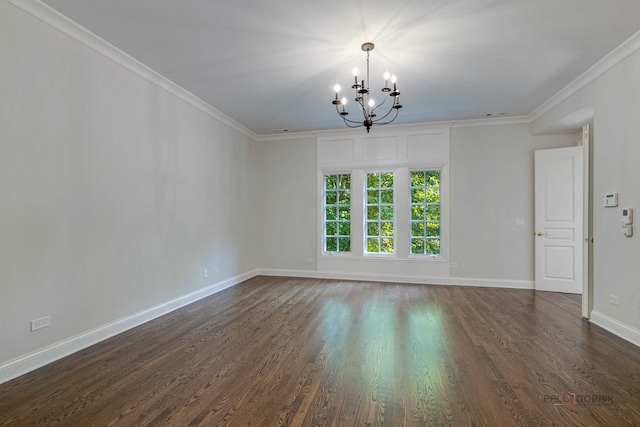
[1, 276, 639, 426]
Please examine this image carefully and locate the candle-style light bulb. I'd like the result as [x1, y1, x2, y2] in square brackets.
[384, 71, 391, 82]
[368, 99, 375, 108]
[341, 96, 347, 105]
[334, 84, 341, 94]
[391, 75, 397, 84]
[353, 67, 359, 76]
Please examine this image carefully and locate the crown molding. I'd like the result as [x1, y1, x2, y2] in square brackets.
[530, 29, 640, 122]
[255, 131, 317, 142]
[7, 0, 260, 141]
[450, 115, 530, 129]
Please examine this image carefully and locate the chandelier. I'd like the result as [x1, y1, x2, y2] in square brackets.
[331, 42, 402, 133]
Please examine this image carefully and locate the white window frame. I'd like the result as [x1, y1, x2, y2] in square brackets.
[316, 128, 450, 279]
[409, 168, 443, 257]
[364, 170, 396, 256]
[322, 172, 352, 254]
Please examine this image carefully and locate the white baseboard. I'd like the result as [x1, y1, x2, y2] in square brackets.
[315, 270, 453, 285]
[256, 268, 319, 279]
[257, 268, 533, 288]
[449, 277, 534, 289]
[258, 268, 452, 285]
[0, 270, 258, 385]
[589, 310, 640, 348]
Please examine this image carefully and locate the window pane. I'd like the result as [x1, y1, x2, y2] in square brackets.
[380, 172, 394, 187]
[380, 189, 393, 204]
[326, 237, 337, 252]
[338, 190, 351, 205]
[425, 171, 439, 186]
[381, 206, 393, 220]
[325, 175, 337, 189]
[426, 223, 440, 237]
[325, 206, 337, 220]
[339, 221, 350, 236]
[426, 239, 440, 255]
[326, 190, 337, 205]
[367, 190, 379, 204]
[381, 238, 394, 253]
[367, 222, 379, 236]
[411, 221, 424, 237]
[411, 238, 425, 254]
[339, 174, 350, 189]
[425, 204, 440, 219]
[326, 222, 337, 236]
[411, 188, 424, 203]
[367, 238, 379, 252]
[411, 171, 424, 187]
[367, 206, 379, 220]
[367, 173, 379, 188]
[411, 206, 424, 220]
[425, 188, 440, 203]
[380, 222, 394, 236]
[338, 237, 351, 252]
[338, 208, 351, 220]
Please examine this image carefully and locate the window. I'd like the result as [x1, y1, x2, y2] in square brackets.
[318, 131, 449, 268]
[366, 172, 394, 253]
[410, 170, 441, 255]
[324, 174, 351, 252]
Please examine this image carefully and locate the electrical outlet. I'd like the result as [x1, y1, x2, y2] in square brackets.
[450, 262, 459, 268]
[609, 295, 619, 306]
[213, 267, 220, 274]
[515, 218, 525, 227]
[203, 269, 209, 278]
[31, 316, 50, 331]
[306, 258, 314, 263]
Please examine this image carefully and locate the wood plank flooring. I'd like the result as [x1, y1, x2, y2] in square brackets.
[1, 276, 640, 426]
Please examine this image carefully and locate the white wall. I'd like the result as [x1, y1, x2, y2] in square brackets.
[256, 137, 317, 272]
[0, 2, 257, 369]
[450, 123, 575, 282]
[533, 42, 640, 341]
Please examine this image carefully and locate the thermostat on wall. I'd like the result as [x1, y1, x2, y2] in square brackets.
[602, 193, 618, 207]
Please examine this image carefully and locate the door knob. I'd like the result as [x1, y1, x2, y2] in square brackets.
[536, 232, 544, 236]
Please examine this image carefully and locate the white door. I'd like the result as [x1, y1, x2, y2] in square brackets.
[534, 146, 583, 293]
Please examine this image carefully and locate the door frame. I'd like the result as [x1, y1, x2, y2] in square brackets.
[581, 123, 593, 319]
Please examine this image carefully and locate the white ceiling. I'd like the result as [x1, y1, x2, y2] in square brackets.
[41, 0, 640, 136]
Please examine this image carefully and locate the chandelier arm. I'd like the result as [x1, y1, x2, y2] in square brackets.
[343, 116, 367, 125]
[371, 104, 397, 123]
[370, 90, 388, 115]
[342, 119, 364, 128]
[372, 107, 400, 125]
[334, 104, 365, 125]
